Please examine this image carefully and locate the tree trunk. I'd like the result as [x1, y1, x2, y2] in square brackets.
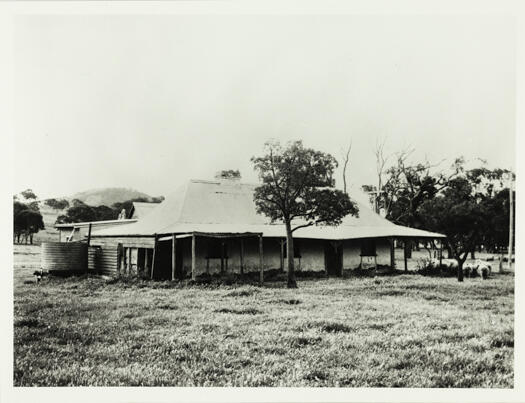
[285, 221, 297, 288]
[457, 260, 464, 282]
[470, 250, 475, 259]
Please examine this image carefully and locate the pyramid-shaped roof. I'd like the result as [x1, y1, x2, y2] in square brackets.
[91, 179, 444, 240]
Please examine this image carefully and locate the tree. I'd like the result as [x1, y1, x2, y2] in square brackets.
[252, 140, 358, 288]
[419, 176, 488, 282]
[466, 167, 515, 254]
[58, 204, 98, 223]
[13, 201, 29, 243]
[340, 141, 352, 194]
[14, 210, 45, 244]
[112, 196, 163, 219]
[45, 198, 70, 210]
[93, 205, 118, 221]
[13, 200, 42, 243]
[372, 137, 391, 214]
[56, 196, 165, 224]
[216, 169, 241, 180]
[21, 189, 37, 200]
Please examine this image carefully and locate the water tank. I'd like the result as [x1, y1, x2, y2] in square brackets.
[41, 242, 88, 274]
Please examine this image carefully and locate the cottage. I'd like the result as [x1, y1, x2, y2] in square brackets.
[88, 177, 445, 279]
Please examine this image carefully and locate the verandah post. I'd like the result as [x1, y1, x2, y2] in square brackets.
[390, 237, 395, 270]
[404, 238, 408, 272]
[171, 234, 177, 281]
[280, 238, 285, 272]
[259, 234, 264, 285]
[87, 223, 92, 246]
[127, 247, 132, 275]
[151, 233, 158, 279]
[439, 239, 443, 268]
[191, 233, 196, 281]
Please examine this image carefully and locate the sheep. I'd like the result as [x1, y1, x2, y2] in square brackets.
[476, 260, 491, 279]
[441, 259, 458, 269]
[463, 261, 476, 278]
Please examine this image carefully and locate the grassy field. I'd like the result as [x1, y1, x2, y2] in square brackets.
[13, 245, 514, 387]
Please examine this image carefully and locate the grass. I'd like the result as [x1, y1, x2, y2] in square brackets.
[13, 245, 514, 387]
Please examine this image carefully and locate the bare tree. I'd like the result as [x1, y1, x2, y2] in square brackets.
[373, 137, 392, 214]
[340, 140, 352, 194]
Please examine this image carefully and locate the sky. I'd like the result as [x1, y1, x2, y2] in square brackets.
[13, 14, 516, 200]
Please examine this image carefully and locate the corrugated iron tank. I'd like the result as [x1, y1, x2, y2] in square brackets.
[41, 242, 88, 274]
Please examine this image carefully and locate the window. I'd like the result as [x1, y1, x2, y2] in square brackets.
[360, 238, 376, 256]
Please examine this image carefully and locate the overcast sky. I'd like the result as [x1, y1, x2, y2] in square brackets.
[14, 14, 515, 200]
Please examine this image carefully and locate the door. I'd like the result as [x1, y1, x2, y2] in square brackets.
[325, 241, 343, 276]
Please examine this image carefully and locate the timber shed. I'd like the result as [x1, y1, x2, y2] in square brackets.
[89, 177, 445, 279]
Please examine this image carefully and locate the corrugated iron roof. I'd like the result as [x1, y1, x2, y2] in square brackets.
[129, 202, 158, 219]
[55, 219, 137, 229]
[91, 179, 445, 239]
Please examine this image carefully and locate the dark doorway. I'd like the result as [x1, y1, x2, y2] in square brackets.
[153, 240, 171, 280]
[325, 241, 343, 276]
[154, 239, 185, 280]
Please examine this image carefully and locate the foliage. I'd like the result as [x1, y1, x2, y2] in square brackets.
[252, 140, 358, 288]
[418, 171, 505, 281]
[112, 196, 163, 218]
[20, 189, 37, 200]
[13, 190, 44, 244]
[44, 198, 70, 210]
[216, 169, 241, 179]
[381, 157, 464, 228]
[57, 203, 98, 224]
[481, 188, 515, 252]
[56, 196, 164, 224]
[14, 210, 45, 244]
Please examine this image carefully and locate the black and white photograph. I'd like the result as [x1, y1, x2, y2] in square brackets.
[1, 1, 523, 402]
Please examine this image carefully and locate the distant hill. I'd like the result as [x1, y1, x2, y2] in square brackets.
[69, 187, 153, 207]
[25, 187, 157, 244]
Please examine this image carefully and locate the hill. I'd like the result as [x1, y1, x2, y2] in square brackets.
[69, 187, 153, 207]
[24, 187, 155, 244]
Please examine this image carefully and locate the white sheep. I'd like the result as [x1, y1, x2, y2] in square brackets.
[476, 260, 491, 279]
